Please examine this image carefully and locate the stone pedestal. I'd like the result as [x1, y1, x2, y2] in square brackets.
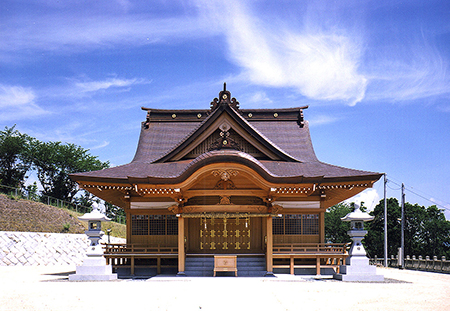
[69, 207, 117, 281]
[69, 257, 117, 281]
[334, 250, 384, 282]
[334, 205, 384, 282]
[69, 241, 117, 281]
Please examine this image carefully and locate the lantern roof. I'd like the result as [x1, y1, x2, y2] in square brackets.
[78, 206, 111, 222]
[341, 204, 374, 222]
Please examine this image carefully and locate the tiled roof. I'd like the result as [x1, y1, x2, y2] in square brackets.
[250, 120, 318, 162]
[72, 150, 380, 184]
[71, 90, 381, 184]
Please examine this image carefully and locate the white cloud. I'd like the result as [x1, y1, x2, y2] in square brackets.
[309, 114, 339, 126]
[90, 141, 110, 150]
[366, 36, 450, 103]
[0, 85, 35, 107]
[245, 91, 273, 107]
[196, 0, 367, 106]
[74, 78, 148, 94]
[345, 188, 380, 212]
[0, 9, 216, 57]
[0, 84, 49, 121]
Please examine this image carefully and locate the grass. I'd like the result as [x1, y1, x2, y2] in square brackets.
[0, 193, 126, 238]
[66, 209, 126, 239]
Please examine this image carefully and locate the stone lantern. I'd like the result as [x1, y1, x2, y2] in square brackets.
[334, 204, 384, 281]
[69, 203, 117, 281]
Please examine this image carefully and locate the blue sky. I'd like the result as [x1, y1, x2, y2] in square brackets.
[1, 0, 450, 218]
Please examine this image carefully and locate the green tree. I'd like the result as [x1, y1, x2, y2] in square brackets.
[105, 201, 126, 223]
[0, 126, 32, 189]
[421, 205, 450, 258]
[403, 202, 426, 256]
[30, 140, 109, 202]
[364, 198, 401, 258]
[325, 203, 352, 244]
[73, 190, 99, 213]
[25, 181, 39, 201]
[364, 198, 450, 258]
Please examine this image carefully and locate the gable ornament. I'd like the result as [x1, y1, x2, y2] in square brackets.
[211, 169, 239, 181]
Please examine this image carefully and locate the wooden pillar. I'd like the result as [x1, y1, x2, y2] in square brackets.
[125, 204, 132, 244]
[290, 256, 294, 275]
[316, 257, 321, 275]
[157, 256, 161, 275]
[266, 216, 273, 275]
[177, 216, 186, 276]
[319, 211, 325, 243]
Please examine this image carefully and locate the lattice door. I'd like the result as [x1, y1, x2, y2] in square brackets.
[200, 218, 251, 252]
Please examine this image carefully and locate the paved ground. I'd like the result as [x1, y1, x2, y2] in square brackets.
[0, 266, 449, 310]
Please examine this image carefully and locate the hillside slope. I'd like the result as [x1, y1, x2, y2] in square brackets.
[0, 194, 86, 234]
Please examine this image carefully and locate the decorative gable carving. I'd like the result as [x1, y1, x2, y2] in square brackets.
[183, 128, 268, 160]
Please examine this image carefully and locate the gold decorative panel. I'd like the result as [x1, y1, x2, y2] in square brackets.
[199, 217, 251, 252]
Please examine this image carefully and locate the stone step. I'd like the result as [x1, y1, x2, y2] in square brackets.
[185, 256, 266, 277]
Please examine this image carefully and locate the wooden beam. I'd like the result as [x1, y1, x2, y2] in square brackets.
[181, 205, 269, 214]
[183, 189, 268, 199]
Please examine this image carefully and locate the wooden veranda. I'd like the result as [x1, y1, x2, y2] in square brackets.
[103, 242, 348, 276]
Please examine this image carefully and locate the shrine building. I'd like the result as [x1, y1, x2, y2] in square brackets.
[70, 85, 382, 276]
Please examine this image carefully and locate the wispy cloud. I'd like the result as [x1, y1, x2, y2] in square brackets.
[2, 0, 449, 109]
[23, 121, 110, 150]
[242, 91, 273, 108]
[0, 85, 35, 107]
[0, 84, 49, 121]
[309, 114, 340, 126]
[0, 7, 216, 58]
[197, 0, 367, 106]
[366, 34, 450, 103]
[90, 141, 110, 150]
[73, 77, 149, 94]
[197, 0, 450, 107]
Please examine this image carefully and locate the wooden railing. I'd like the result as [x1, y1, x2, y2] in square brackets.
[103, 244, 178, 275]
[272, 243, 349, 275]
[273, 243, 348, 254]
[104, 244, 178, 254]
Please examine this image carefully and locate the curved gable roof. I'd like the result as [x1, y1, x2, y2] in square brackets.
[71, 86, 381, 187]
[152, 103, 300, 163]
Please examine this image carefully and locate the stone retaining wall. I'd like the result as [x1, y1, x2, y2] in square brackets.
[0, 231, 125, 266]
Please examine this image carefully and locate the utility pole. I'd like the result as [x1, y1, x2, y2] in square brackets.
[400, 183, 405, 269]
[384, 174, 388, 267]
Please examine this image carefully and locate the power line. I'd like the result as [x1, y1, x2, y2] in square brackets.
[386, 183, 401, 191]
[386, 175, 450, 212]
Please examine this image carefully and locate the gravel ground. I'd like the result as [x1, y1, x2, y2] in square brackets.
[0, 266, 449, 310]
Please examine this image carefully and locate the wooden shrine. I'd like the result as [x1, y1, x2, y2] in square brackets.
[70, 84, 382, 276]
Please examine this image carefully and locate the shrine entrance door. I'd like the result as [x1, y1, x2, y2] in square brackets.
[187, 217, 263, 254]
